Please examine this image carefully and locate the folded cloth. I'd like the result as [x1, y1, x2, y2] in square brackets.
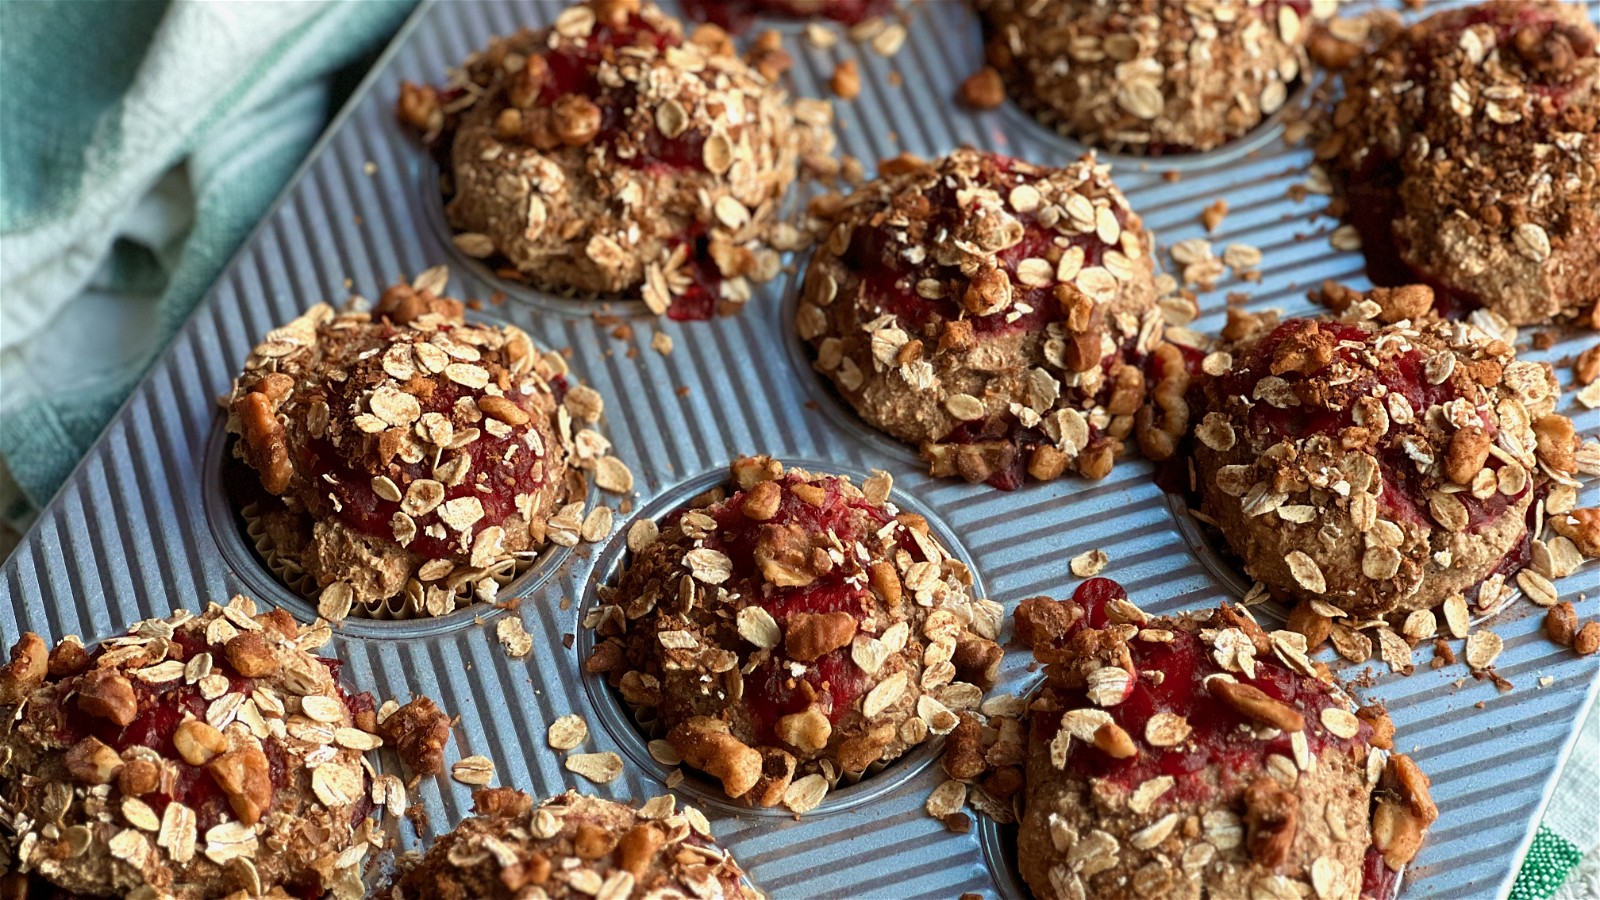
[1515, 699, 1600, 900]
[0, 0, 415, 524]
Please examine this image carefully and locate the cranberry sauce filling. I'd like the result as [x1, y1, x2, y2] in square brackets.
[660, 224, 726, 321]
[537, 13, 707, 173]
[840, 153, 1131, 339]
[682, 473, 910, 743]
[302, 326, 563, 560]
[1333, 3, 1588, 317]
[1035, 579, 1368, 803]
[682, 0, 893, 32]
[1223, 320, 1521, 533]
[55, 633, 376, 833]
[1361, 845, 1402, 900]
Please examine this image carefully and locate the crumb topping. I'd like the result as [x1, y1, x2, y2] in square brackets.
[398, 0, 834, 320]
[585, 457, 1002, 811]
[1007, 582, 1435, 900]
[0, 599, 396, 899]
[800, 149, 1167, 489]
[384, 789, 755, 900]
[228, 269, 619, 616]
[1315, 0, 1600, 325]
[978, 0, 1334, 153]
[1195, 286, 1575, 616]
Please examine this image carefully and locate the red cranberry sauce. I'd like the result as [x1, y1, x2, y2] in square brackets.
[841, 153, 1132, 339]
[688, 473, 910, 744]
[1035, 579, 1368, 804]
[681, 0, 893, 32]
[1223, 320, 1520, 532]
[1361, 845, 1402, 900]
[537, 13, 708, 173]
[304, 326, 560, 560]
[56, 631, 374, 833]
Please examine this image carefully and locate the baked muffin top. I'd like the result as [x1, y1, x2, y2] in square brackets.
[586, 457, 1002, 810]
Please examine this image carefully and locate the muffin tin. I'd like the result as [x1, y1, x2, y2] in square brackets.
[1, 1, 1597, 897]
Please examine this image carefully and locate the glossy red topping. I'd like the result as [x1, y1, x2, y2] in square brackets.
[1222, 319, 1521, 533]
[1032, 579, 1368, 803]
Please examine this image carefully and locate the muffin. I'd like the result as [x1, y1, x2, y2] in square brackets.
[1314, 0, 1600, 326]
[383, 789, 757, 900]
[1192, 285, 1579, 617]
[0, 599, 390, 899]
[976, 0, 1330, 153]
[227, 271, 611, 620]
[1009, 579, 1436, 900]
[396, 0, 833, 320]
[797, 149, 1168, 490]
[585, 457, 1004, 810]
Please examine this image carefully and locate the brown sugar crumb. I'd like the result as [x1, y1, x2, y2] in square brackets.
[831, 58, 862, 100]
[958, 66, 1006, 109]
[1574, 344, 1600, 386]
[1200, 198, 1229, 232]
[380, 696, 455, 777]
[1432, 639, 1457, 669]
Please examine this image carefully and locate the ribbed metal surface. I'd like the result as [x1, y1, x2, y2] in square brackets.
[2, 1, 1598, 898]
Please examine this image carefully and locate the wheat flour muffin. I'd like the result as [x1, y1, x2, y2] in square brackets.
[798, 149, 1167, 490]
[382, 789, 757, 900]
[586, 457, 1003, 810]
[976, 0, 1332, 153]
[227, 271, 609, 620]
[0, 599, 392, 899]
[1192, 285, 1579, 617]
[396, 0, 833, 320]
[1314, 0, 1600, 326]
[1010, 580, 1436, 900]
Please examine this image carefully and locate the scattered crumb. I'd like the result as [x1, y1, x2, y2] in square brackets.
[1201, 198, 1228, 231]
[831, 59, 861, 100]
[652, 330, 674, 355]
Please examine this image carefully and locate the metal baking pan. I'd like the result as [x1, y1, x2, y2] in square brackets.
[2, 1, 1597, 897]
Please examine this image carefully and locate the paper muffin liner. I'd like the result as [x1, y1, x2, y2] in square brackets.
[239, 500, 530, 621]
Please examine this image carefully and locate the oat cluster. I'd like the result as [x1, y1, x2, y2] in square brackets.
[383, 789, 755, 900]
[0, 599, 402, 899]
[1193, 285, 1583, 619]
[398, 0, 834, 319]
[799, 149, 1167, 489]
[977, 0, 1334, 153]
[1315, 0, 1600, 326]
[228, 269, 624, 619]
[586, 457, 1003, 811]
[1007, 586, 1435, 900]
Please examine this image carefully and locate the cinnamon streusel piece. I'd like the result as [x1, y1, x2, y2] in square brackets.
[586, 457, 1003, 810]
[798, 149, 1169, 489]
[0, 599, 393, 899]
[398, 0, 834, 320]
[1009, 580, 1435, 900]
[977, 0, 1333, 153]
[1314, 0, 1600, 326]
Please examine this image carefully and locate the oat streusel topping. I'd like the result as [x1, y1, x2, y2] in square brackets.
[0, 599, 398, 899]
[1004, 582, 1434, 900]
[977, 0, 1335, 153]
[1193, 284, 1579, 618]
[799, 149, 1169, 490]
[397, 0, 834, 320]
[1314, 0, 1600, 326]
[586, 457, 1003, 811]
[228, 269, 618, 617]
[383, 789, 758, 900]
